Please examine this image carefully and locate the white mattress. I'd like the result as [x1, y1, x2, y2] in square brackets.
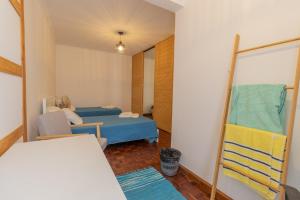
[0, 135, 126, 200]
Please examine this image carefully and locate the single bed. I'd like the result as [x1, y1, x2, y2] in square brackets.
[42, 97, 122, 117]
[72, 115, 158, 145]
[75, 106, 122, 117]
[0, 135, 126, 200]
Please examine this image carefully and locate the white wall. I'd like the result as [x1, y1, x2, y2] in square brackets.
[172, 0, 300, 199]
[25, 0, 56, 141]
[56, 45, 132, 111]
[143, 56, 155, 114]
[0, 0, 22, 140]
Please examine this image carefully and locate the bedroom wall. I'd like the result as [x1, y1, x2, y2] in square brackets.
[56, 45, 132, 111]
[25, 0, 56, 141]
[172, 0, 300, 199]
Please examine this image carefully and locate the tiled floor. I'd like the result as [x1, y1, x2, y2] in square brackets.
[104, 138, 210, 200]
[158, 129, 172, 148]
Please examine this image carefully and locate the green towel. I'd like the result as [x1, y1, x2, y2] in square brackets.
[229, 84, 286, 134]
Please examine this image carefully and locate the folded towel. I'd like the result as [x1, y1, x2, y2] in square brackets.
[120, 112, 132, 115]
[229, 84, 287, 134]
[223, 124, 287, 200]
[119, 112, 139, 118]
[130, 113, 139, 118]
[119, 114, 130, 118]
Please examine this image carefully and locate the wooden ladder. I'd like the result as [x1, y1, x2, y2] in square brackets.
[210, 34, 300, 200]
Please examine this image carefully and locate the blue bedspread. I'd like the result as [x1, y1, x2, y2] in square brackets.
[71, 115, 157, 144]
[75, 107, 122, 117]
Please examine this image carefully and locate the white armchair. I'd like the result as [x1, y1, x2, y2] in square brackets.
[37, 111, 107, 150]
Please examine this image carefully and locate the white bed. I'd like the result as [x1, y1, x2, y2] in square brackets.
[0, 135, 126, 200]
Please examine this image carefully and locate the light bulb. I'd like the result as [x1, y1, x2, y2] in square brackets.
[115, 31, 126, 53]
[116, 41, 125, 53]
[117, 44, 124, 52]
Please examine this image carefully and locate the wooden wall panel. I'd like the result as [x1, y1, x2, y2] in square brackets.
[131, 52, 144, 114]
[0, 126, 23, 156]
[20, 0, 27, 142]
[0, 0, 26, 154]
[9, 0, 22, 16]
[0, 56, 22, 76]
[153, 36, 174, 133]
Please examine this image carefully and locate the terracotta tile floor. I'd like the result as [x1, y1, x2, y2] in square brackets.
[104, 140, 210, 200]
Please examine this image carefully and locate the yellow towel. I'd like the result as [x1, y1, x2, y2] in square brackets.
[223, 124, 287, 200]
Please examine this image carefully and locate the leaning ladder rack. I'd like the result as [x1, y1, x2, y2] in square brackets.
[210, 34, 300, 200]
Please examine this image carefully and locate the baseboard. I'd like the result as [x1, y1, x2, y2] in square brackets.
[179, 164, 232, 200]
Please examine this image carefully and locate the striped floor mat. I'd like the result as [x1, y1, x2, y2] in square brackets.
[117, 167, 186, 200]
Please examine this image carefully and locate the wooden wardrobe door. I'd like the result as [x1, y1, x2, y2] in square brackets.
[131, 52, 144, 114]
[153, 36, 174, 133]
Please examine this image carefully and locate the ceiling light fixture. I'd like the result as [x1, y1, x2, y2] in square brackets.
[115, 31, 126, 53]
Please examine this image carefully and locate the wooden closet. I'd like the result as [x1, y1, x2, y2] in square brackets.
[131, 35, 174, 133]
[131, 52, 144, 114]
[153, 36, 174, 133]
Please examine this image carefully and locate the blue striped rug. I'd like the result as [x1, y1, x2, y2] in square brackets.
[117, 167, 186, 200]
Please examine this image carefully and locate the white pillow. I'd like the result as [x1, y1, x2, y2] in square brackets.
[62, 108, 83, 125]
[47, 106, 61, 113]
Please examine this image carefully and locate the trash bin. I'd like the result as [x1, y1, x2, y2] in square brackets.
[160, 148, 181, 176]
[285, 185, 300, 200]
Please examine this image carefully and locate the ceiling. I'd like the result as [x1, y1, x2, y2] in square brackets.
[41, 0, 175, 55]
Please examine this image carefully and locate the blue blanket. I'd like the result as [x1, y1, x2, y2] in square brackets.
[75, 107, 122, 117]
[71, 115, 157, 144]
